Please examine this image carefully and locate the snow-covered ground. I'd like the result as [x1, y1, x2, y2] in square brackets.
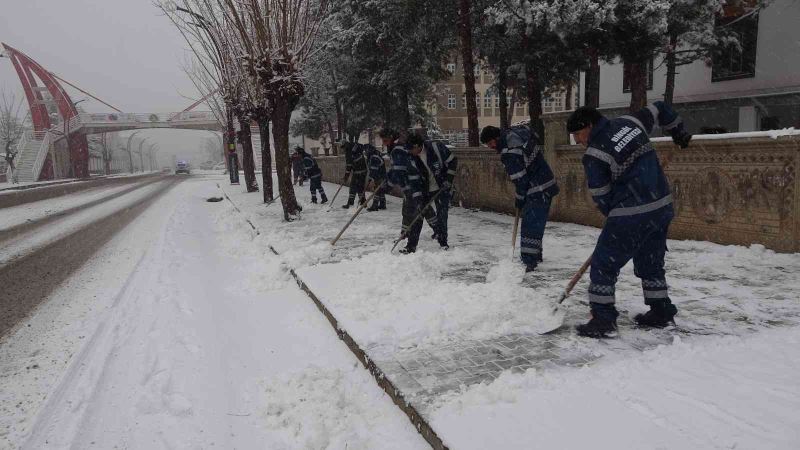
[0, 177, 428, 449]
[0, 181, 166, 265]
[0, 183, 141, 231]
[0, 172, 161, 194]
[431, 326, 800, 449]
[221, 174, 800, 449]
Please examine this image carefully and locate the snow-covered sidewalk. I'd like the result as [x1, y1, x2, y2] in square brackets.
[1, 177, 428, 449]
[222, 174, 800, 449]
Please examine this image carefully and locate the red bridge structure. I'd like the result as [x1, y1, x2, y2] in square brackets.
[1, 43, 222, 182]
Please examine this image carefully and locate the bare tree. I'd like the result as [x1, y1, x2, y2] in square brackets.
[458, 0, 480, 146]
[218, 0, 330, 219]
[0, 89, 26, 184]
[159, 0, 260, 192]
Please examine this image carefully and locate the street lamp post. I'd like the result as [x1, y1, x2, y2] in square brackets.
[137, 138, 147, 173]
[125, 131, 142, 174]
[148, 143, 158, 171]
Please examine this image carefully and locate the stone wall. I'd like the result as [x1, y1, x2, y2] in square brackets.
[315, 124, 800, 253]
[552, 136, 799, 253]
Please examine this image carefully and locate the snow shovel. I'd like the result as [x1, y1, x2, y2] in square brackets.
[538, 254, 592, 334]
[511, 208, 520, 260]
[327, 173, 350, 211]
[330, 181, 386, 246]
[390, 189, 445, 253]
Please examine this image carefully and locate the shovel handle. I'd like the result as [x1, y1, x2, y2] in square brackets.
[559, 255, 592, 305]
[511, 208, 520, 260]
[330, 182, 385, 246]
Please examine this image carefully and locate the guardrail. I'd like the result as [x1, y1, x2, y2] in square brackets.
[5, 132, 28, 181]
[76, 111, 217, 125]
[30, 131, 52, 182]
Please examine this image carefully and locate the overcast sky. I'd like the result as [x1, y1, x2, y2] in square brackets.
[0, 0, 215, 165]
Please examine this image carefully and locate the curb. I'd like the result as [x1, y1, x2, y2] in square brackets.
[218, 186, 449, 450]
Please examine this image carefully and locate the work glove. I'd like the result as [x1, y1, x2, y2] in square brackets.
[515, 197, 526, 210]
[342, 172, 351, 183]
[670, 127, 692, 149]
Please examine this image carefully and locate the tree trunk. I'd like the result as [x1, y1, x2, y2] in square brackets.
[509, 88, 518, 123]
[584, 47, 601, 108]
[272, 97, 301, 220]
[565, 83, 573, 111]
[498, 63, 510, 129]
[525, 62, 543, 125]
[664, 32, 678, 107]
[519, 31, 545, 127]
[627, 59, 648, 112]
[259, 119, 274, 202]
[236, 118, 259, 192]
[326, 120, 335, 154]
[225, 108, 235, 172]
[400, 86, 411, 130]
[384, 93, 392, 129]
[331, 70, 344, 142]
[458, 0, 479, 146]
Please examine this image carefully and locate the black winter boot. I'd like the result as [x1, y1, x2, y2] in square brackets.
[367, 203, 380, 212]
[311, 197, 317, 204]
[320, 194, 328, 204]
[342, 201, 353, 209]
[576, 303, 619, 338]
[634, 301, 677, 328]
[399, 246, 416, 254]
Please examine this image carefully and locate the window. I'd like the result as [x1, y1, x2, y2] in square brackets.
[484, 93, 493, 108]
[712, 12, 759, 82]
[623, 58, 654, 92]
[494, 96, 500, 108]
[447, 94, 456, 110]
[446, 63, 456, 74]
[476, 92, 482, 109]
[543, 94, 565, 113]
[473, 64, 481, 76]
[462, 93, 467, 109]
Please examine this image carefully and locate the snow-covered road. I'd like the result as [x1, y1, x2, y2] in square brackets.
[0, 176, 428, 449]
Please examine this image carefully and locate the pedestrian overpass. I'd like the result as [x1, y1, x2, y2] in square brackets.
[2, 43, 222, 183]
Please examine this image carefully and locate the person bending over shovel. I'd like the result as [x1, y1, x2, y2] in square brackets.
[386, 131, 446, 254]
[566, 102, 691, 338]
[480, 121, 559, 273]
[295, 147, 328, 204]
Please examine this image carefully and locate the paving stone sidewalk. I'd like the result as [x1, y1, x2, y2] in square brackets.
[230, 177, 800, 419]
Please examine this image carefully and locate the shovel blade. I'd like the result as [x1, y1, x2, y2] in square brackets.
[536, 305, 566, 335]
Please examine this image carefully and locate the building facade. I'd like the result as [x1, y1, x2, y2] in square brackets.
[580, 0, 800, 134]
[431, 60, 577, 146]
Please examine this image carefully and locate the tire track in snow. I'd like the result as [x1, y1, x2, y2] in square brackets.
[0, 175, 166, 244]
[19, 179, 184, 449]
[0, 178, 182, 340]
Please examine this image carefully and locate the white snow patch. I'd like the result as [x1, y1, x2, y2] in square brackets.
[430, 327, 800, 450]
